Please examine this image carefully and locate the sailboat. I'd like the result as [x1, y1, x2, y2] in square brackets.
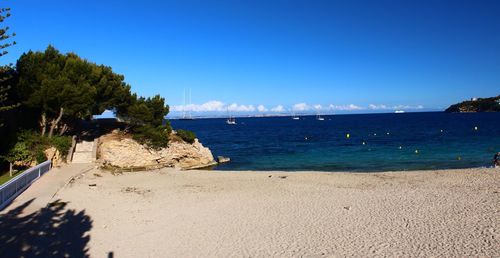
[292, 112, 300, 120]
[316, 111, 325, 121]
[226, 108, 237, 125]
[226, 117, 237, 125]
[179, 88, 194, 120]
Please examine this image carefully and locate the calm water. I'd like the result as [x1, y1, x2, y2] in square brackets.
[171, 112, 500, 172]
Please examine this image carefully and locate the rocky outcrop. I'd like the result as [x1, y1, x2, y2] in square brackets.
[98, 132, 216, 169]
[445, 95, 500, 112]
[44, 147, 63, 167]
[217, 156, 231, 164]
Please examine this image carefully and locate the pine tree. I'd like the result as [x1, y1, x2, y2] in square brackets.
[0, 7, 18, 127]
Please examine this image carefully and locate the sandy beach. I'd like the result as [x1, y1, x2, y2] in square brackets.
[2, 167, 499, 257]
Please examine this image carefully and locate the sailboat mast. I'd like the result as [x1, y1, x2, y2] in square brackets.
[189, 88, 192, 119]
[182, 89, 186, 119]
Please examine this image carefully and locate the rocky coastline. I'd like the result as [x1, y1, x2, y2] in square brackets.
[97, 130, 217, 170]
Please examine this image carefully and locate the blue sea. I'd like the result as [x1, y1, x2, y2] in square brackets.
[171, 112, 500, 172]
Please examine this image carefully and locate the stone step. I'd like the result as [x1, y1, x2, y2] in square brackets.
[72, 152, 93, 163]
[72, 140, 95, 163]
[75, 141, 94, 152]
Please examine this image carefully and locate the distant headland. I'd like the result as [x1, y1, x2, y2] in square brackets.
[445, 95, 500, 113]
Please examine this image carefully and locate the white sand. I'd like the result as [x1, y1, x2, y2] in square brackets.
[56, 168, 499, 257]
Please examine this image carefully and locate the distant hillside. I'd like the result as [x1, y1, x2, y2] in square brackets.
[445, 95, 500, 112]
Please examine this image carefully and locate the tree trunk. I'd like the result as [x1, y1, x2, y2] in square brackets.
[59, 123, 68, 136]
[9, 162, 13, 177]
[40, 112, 47, 136]
[48, 107, 64, 138]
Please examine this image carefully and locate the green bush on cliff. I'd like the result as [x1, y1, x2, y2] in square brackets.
[3, 131, 71, 167]
[445, 95, 500, 112]
[49, 135, 72, 156]
[176, 129, 196, 144]
[3, 141, 31, 167]
[132, 124, 172, 150]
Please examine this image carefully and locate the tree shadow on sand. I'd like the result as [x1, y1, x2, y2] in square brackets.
[0, 199, 93, 257]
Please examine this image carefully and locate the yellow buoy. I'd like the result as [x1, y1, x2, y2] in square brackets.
[346, 133, 350, 138]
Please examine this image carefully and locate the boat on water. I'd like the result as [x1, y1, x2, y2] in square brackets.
[226, 108, 237, 124]
[292, 112, 300, 120]
[394, 110, 405, 114]
[179, 88, 194, 120]
[226, 117, 237, 125]
[316, 113, 325, 121]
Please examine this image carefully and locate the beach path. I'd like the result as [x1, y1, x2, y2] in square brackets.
[0, 163, 93, 215]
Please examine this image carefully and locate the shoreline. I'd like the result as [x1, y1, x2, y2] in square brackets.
[206, 165, 497, 174]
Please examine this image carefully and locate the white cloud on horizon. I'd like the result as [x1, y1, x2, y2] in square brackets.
[172, 100, 424, 113]
[292, 103, 310, 111]
[227, 103, 255, 112]
[271, 105, 285, 112]
[171, 100, 226, 112]
[171, 101, 259, 113]
[257, 105, 268, 112]
[369, 104, 424, 110]
[328, 104, 364, 111]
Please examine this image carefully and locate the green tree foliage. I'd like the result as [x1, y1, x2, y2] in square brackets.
[4, 141, 31, 166]
[16, 46, 95, 136]
[126, 95, 171, 149]
[176, 129, 196, 144]
[0, 7, 18, 127]
[15, 46, 140, 137]
[91, 65, 134, 116]
[121, 94, 169, 127]
[2, 44, 174, 169]
[0, 8, 16, 58]
[445, 95, 500, 112]
[4, 130, 71, 167]
[132, 124, 172, 150]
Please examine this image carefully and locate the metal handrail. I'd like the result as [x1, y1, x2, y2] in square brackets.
[0, 160, 52, 210]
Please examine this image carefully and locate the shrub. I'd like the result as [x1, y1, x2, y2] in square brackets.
[3, 130, 71, 166]
[176, 129, 196, 144]
[35, 149, 47, 164]
[49, 135, 72, 157]
[132, 124, 171, 150]
[4, 141, 31, 167]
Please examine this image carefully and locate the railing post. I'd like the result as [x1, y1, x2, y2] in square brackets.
[38, 168, 41, 178]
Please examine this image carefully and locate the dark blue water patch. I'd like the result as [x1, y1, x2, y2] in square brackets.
[170, 112, 500, 172]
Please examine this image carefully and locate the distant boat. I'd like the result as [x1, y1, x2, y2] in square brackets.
[179, 88, 194, 120]
[394, 110, 405, 114]
[226, 117, 237, 125]
[316, 112, 325, 121]
[226, 108, 237, 125]
[292, 112, 300, 120]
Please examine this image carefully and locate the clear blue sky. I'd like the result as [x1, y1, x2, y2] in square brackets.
[3, 0, 500, 114]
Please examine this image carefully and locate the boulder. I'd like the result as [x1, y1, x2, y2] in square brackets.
[217, 156, 231, 164]
[44, 147, 63, 167]
[98, 132, 216, 169]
